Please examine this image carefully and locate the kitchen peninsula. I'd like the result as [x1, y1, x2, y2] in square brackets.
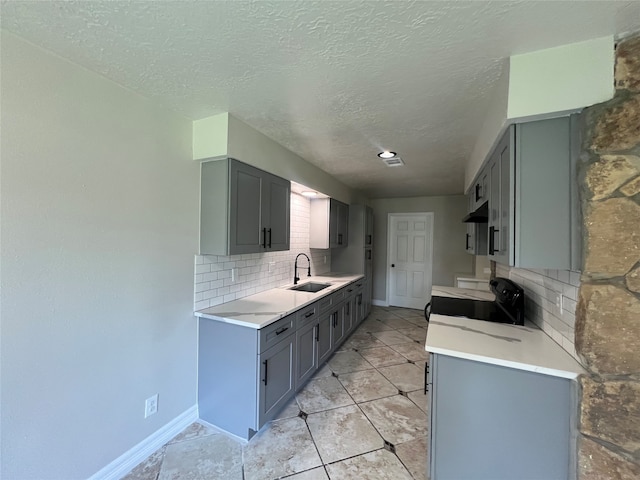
[425, 312, 585, 480]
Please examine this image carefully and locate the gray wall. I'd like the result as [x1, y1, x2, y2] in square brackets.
[370, 195, 473, 303]
[1, 32, 200, 479]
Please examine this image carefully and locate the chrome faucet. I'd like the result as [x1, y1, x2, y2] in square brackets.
[294, 253, 311, 285]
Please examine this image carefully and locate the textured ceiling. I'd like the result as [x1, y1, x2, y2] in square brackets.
[2, 1, 640, 198]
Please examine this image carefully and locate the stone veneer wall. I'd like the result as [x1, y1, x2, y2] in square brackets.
[575, 34, 640, 479]
[194, 192, 331, 310]
[496, 264, 581, 361]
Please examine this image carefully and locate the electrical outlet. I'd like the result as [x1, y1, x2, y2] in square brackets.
[554, 293, 564, 313]
[483, 268, 491, 274]
[268, 261, 276, 273]
[324, 255, 327, 264]
[231, 268, 236, 283]
[145, 394, 158, 418]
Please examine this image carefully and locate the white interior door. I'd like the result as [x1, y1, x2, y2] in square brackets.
[387, 213, 434, 309]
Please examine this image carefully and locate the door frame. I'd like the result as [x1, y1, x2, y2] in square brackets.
[386, 212, 434, 309]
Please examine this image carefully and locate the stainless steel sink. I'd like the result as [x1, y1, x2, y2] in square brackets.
[289, 282, 331, 293]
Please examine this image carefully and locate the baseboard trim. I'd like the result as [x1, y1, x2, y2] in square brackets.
[89, 404, 199, 480]
[372, 299, 389, 307]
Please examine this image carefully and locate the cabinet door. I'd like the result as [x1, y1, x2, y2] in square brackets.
[365, 206, 374, 247]
[331, 308, 345, 346]
[495, 128, 513, 266]
[343, 298, 354, 335]
[338, 202, 349, 246]
[466, 222, 476, 255]
[488, 152, 501, 261]
[295, 320, 318, 389]
[317, 312, 333, 365]
[258, 334, 296, 427]
[329, 200, 349, 248]
[229, 160, 263, 255]
[264, 173, 290, 252]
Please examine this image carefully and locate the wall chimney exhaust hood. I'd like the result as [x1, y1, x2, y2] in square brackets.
[463, 201, 489, 223]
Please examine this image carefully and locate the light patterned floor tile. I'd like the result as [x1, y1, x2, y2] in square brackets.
[307, 405, 383, 464]
[341, 333, 387, 351]
[122, 446, 165, 480]
[359, 395, 427, 445]
[379, 316, 418, 330]
[158, 434, 242, 480]
[243, 417, 322, 480]
[282, 467, 329, 479]
[167, 421, 218, 445]
[377, 363, 425, 392]
[325, 449, 413, 480]
[274, 396, 301, 420]
[338, 369, 399, 403]
[296, 375, 354, 414]
[396, 436, 429, 480]
[327, 350, 374, 374]
[358, 346, 409, 368]
[390, 342, 429, 362]
[358, 319, 395, 333]
[371, 330, 415, 346]
[395, 326, 428, 343]
[407, 389, 428, 414]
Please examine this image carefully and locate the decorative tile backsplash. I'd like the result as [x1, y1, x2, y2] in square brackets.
[496, 264, 581, 362]
[194, 193, 331, 310]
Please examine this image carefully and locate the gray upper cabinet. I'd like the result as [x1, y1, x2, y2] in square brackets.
[309, 198, 349, 249]
[486, 116, 580, 269]
[470, 166, 489, 211]
[487, 129, 512, 266]
[200, 159, 290, 255]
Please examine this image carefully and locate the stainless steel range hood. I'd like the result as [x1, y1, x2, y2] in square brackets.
[462, 201, 488, 223]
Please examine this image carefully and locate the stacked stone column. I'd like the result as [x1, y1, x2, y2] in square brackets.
[576, 35, 640, 479]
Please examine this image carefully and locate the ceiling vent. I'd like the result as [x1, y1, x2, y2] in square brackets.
[381, 156, 404, 167]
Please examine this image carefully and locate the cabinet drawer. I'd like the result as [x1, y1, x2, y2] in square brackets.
[259, 314, 295, 353]
[332, 287, 346, 303]
[317, 293, 335, 314]
[296, 303, 318, 328]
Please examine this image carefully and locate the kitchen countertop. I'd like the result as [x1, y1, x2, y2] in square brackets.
[431, 285, 495, 301]
[195, 273, 364, 329]
[425, 314, 585, 379]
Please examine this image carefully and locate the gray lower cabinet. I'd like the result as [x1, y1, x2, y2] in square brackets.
[198, 313, 296, 440]
[295, 303, 319, 389]
[331, 305, 346, 346]
[258, 334, 295, 427]
[317, 311, 333, 365]
[198, 280, 368, 440]
[428, 353, 576, 480]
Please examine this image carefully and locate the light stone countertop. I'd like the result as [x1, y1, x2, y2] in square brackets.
[195, 273, 365, 329]
[431, 285, 495, 301]
[425, 314, 586, 379]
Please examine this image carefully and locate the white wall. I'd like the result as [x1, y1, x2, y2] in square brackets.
[194, 193, 331, 310]
[370, 195, 474, 303]
[0, 32, 200, 479]
[193, 113, 364, 205]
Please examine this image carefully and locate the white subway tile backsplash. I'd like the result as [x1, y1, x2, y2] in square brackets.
[500, 265, 581, 363]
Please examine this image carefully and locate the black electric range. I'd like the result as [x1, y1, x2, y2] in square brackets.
[426, 277, 524, 325]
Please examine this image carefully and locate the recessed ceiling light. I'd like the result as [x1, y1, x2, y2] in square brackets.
[301, 190, 317, 197]
[378, 151, 397, 159]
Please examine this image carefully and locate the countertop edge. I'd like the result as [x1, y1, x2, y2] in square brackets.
[425, 346, 582, 380]
[194, 273, 365, 329]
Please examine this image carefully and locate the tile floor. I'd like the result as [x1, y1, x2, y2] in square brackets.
[124, 306, 429, 480]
